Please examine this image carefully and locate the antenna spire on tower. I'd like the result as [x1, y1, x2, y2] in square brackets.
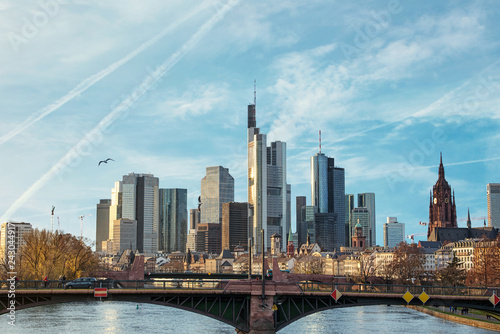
[254, 79, 256, 106]
[319, 130, 322, 154]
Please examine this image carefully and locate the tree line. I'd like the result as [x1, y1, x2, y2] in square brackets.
[1, 229, 101, 280]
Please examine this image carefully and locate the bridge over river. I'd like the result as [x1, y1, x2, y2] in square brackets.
[1, 278, 499, 334]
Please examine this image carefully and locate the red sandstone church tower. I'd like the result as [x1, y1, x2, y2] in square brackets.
[428, 153, 457, 238]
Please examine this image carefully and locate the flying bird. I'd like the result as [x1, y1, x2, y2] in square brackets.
[98, 158, 114, 166]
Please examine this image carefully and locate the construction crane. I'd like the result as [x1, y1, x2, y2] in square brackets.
[406, 233, 426, 243]
[51, 206, 55, 233]
[78, 214, 91, 239]
[419, 216, 489, 226]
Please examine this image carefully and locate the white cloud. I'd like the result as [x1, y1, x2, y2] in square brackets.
[155, 83, 230, 120]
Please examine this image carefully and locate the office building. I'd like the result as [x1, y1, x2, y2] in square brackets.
[159, 188, 187, 253]
[222, 202, 249, 251]
[247, 100, 289, 253]
[303, 205, 318, 244]
[201, 166, 234, 224]
[487, 183, 500, 228]
[196, 223, 221, 254]
[311, 152, 345, 247]
[186, 229, 196, 252]
[358, 193, 376, 246]
[345, 194, 355, 246]
[296, 196, 307, 245]
[108, 181, 122, 240]
[189, 209, 201, 230]
[112, 219, 137, 254]
[122, 173, 159, 253]
[351, 207, 371, 246]
[383, 217, 405, 248]
[314, 213, 337, 251]
[267, 141, 290, 251]
[95, 199, 111, 252]
[0, 222, 32, 263]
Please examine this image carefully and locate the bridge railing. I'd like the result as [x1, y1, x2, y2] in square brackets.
[298, 282, 494, 297]
[0, 279, 229, 291]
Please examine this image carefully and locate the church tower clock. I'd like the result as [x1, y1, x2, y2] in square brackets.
[428, 153, 457, 238]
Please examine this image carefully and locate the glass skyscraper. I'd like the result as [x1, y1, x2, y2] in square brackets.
[351, 207, 371, 246]
[247, 102, 289, 253]
[345, 194, 354, 246]
[121, 173, 159, 253]
[159, 188, 187, 253]
[201, 166, 234, 225]
[383, 217, 405, 248]
[311, 152, 345, 248]
[358, 193, 376, 246]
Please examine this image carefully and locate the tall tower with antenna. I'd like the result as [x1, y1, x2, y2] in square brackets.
[310, 131, 346, 249]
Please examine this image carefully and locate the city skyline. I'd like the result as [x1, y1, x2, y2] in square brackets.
[1, 1, 500, 246]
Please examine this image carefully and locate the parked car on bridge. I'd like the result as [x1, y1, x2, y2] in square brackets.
[64, 277, 97, 289]
[95, 278, 122, 289]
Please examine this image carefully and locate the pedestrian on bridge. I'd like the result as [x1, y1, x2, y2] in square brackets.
[43, 276, 48, 288]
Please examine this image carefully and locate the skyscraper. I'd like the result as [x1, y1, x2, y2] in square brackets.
[196, 223, 221, 254]
[122, 173, 159, 253]
[351, 207, 371, 246]
[95, 199, 111, 252]
[222, 202, 249, 251]
[248, 101, 267, 253]
[159, 188, 187, 253]
[112, 219, 137, 254]
[487, 183, 500, 228]
[358, 193, 376, 246]
[189, 209, 201, 230]
[296, 196, 307, 245]
[303, 205, 318, 244]
[247, 92, 289, 252]
[267, 141, 290, 251]
[345, 194, 355, 246]
[108, 181, 122, 240]
[311, 152, 345, 248]
[428, 154, 457, 238]
[383, 217, 405, 248]
[201, 166, 234, 224]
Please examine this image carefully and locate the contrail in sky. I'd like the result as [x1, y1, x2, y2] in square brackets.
[0, 1, 212, 147]
[347, 157, 500, 179]
[0, 0, 240, 223]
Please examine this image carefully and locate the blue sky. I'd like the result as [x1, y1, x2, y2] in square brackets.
[1, 0, 499, 246]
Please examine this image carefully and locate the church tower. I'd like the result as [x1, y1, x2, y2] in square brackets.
[351, 221, 366, 249]
[428, 153, 457, 238]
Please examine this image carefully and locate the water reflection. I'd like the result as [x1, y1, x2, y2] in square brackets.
[0, 302, 496, 334]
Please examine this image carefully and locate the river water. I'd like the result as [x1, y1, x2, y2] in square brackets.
[0, 302, 496, 333]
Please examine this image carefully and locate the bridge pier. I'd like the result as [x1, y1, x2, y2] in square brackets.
[225, 280, 303, 333]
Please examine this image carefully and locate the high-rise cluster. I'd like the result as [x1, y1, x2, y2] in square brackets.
[96, 173, 187, 255]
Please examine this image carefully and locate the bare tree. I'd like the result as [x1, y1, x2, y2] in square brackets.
[389, 242, 425, 284]
[466, 237, 500, 286]
[358, 250, 378, 283]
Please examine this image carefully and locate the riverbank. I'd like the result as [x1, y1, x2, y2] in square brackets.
[407, 305, 500, 332]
